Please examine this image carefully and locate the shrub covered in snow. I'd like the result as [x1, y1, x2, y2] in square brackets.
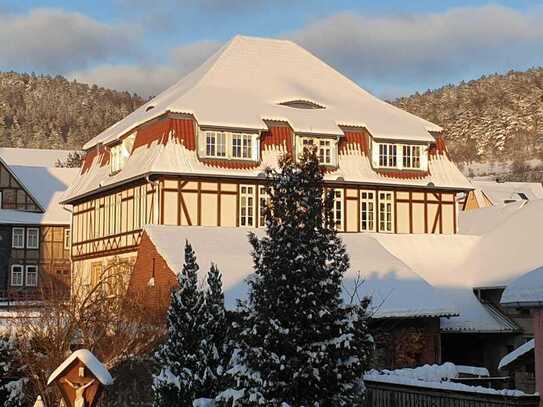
[217, 149, 374, 406]
[0, 333, 24, 407]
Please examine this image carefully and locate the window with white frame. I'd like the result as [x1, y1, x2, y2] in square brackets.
[26, 228, 39, 249]
[64, 229, 71, 250]
[332, 189, 344, 230]
[379, 143, 397, 167]
[403, 145, 421, 169]
[360, 190, 376, 232]
[378, 191, 394, 233]
[206, 131, 227, 158]
[200, 130, 258, 161]
[110, 136, 134, 175]
[239, 185, 255, 227]
[258, 186, 270, 228]
[301, 137, 336, 165]
[25, 265, 38, 287]
[10, 265, 23, 287]
[12, 228, 24, 249]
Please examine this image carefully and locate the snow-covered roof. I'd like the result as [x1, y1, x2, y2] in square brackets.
[0, 147, 75, 167]
[143, 225, 457, 318]
[498, 339, 534, 370]
[63, 134, 471, 203]
[84, 35, 441, 151]
[501, 267, 543, 307]
[47, 349, 113, 386]
[471, 181, 543, 206]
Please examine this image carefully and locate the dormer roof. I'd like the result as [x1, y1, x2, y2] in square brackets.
[83, 35, 440, 150]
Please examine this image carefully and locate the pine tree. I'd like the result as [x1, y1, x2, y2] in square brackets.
[153, 241, 206, 406]
[220, 149, 373, 406]
[200, 264, 228, 400]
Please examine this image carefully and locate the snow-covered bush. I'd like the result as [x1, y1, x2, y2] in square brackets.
[0, 333, 24, 407]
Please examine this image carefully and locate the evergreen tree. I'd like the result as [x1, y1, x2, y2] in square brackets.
[0, 334, 24, 407]
[153, 241, 206, 406]
[220, 149, 373, 406]
[201, 264, 228, 397]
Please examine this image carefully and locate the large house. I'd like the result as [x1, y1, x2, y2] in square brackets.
[61, 35, 471, 290]
[0, 148, 78, 300]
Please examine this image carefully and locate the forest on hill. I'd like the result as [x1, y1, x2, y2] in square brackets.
[0, 71, 144, 150]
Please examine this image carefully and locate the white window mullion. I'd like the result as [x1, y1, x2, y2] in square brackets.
[378, 191, 394, 233]
[333, 189, 344, 231]
[360, 190, 376, 232]
[239, 185, 255, 227]
[25, 265, 38, 287]
[12, 228, 24, 249]
[10, 265, 23, 287]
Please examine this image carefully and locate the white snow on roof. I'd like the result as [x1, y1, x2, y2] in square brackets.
[498, 339, 534, 370]
[0, 147, 75, 167]
[47, 349, 113, 386]
[459, 201, 526, 235]
[471, 181, 543, 206]
[63, 134, 471, 203]
[143, 225, 456, 318]
[501, 267, 543, 307]
[84, 35, 440, 151]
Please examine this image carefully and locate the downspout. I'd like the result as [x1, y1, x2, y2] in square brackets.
[145, 175, 160, 225]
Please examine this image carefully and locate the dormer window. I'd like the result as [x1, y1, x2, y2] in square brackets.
[299, 136, 337, 166]
[199, 130, 259, 161]
[373, 141, 427, 171]
[110, 133, 135, 175]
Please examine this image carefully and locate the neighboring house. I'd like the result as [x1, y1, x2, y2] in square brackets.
[462, 180, 543, 210]
[0, 148, 78, 301]
[60, 35, 471, 294]
[498, 339, 535, 393]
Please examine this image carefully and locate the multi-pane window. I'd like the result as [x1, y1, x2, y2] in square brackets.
[258, 186, 270, 228]
[25, 265, 38, 287]
[12, 228, 24, 249]
[64, 229, 71, 250]
[378, 191, 394, 233]
[110, 144, 124, 174]
[206, 131, 227, 157]
[333, 189, 344, 230]
[403, 145, 421, 169]
[379, 144, 397, 167]
[360, 191, 376, 232]
[301, 137, 335, 165]
[232, 133, 252, 159]
[26, 228, 39, 249]
[10, 265, 23, 287]
[239, 185, 255, 227]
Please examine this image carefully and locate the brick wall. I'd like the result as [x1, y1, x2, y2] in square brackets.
[127, 231, 178, 311]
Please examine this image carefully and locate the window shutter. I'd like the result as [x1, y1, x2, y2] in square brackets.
[253, 134, 260, 160]
[420, 145, 429, 170]
[197, 129, 206, 157]
[371, 140, 380, 168]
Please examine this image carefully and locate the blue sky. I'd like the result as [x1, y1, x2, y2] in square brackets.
[1, 1, 543, 98]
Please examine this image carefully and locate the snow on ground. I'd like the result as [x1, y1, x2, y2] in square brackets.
[498, 339, 535, 370]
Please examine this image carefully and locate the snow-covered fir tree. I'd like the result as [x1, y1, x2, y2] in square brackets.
[153, 241, 206, 406]
[219, 149, 373, 406]
[0, 334, 24, 407]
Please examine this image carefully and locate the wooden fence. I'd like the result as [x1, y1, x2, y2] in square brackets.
[364, 379, 540, 407]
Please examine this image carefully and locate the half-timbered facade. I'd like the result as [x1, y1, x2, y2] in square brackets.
[0, 148, 78, 300]
[61, 35, 472, 290]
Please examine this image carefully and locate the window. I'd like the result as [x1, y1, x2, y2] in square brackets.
[378, 191, 394, 233]
[206, 131, 227, 157]
[10, 265, 23, 287]
[379, 143, 397, 167]
[25, 265, 38, 287]
[332, 189, 344, 230]
[110, 137, 133, 174]
[239, 185, 255, 227]
[232, 133, 252, 159]
[91, 263, 102, 289]
[360, 191, 376, 232]
[12, 228, 24, 249]
[64, 229, 71, 250]
[26, 228, 39, 249]
[403, 145, 421, 169]
[0, 191, 2, 209]
[258, 186, 270, 228]
[200, 130, 258, 161]
[301, 137, 336, 165]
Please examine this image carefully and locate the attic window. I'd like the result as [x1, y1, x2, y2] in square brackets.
[145, 105, 155, 112]
[278, 100, 325, 110]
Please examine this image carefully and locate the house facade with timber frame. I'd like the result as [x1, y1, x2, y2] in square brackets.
[61, 35, 472, 291]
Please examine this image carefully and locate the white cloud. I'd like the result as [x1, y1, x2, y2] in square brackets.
[289, 5, 543, 85]
[0, 8, 141, 72]
[69, 40, 223, 97]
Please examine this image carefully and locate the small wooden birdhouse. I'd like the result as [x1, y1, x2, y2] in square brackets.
[47, 349, 113, 407]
